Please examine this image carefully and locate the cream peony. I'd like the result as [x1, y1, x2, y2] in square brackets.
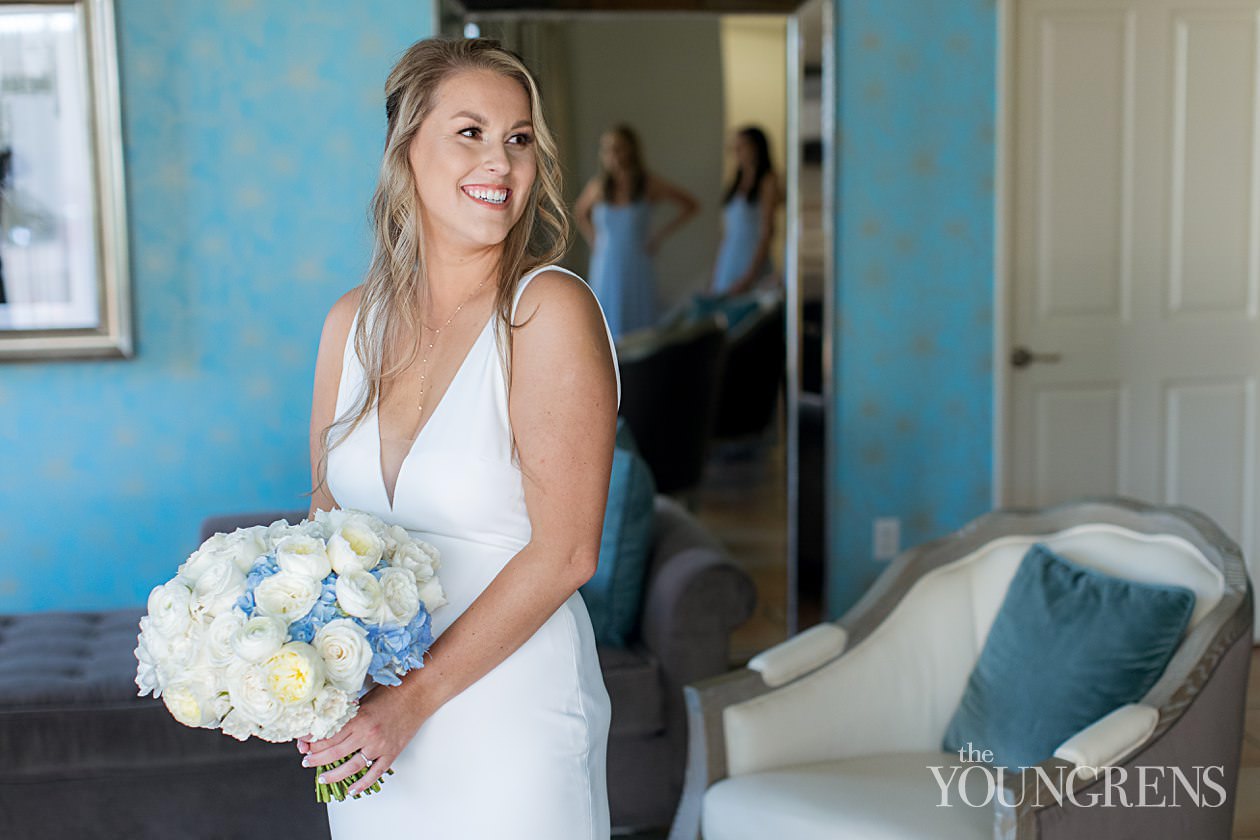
[262, 642, 325, 706]
[313, 619, 373, 692]
[327, 519, 385, 574]
[231, 615, 287, 663]
[253, 571, 321, 623]
[161, 673, 220, 728]
[379, 567, 421, 625]
[335, 569, 385, 622]
[274, 534, 332, 580]
[388, 538, 440, 580]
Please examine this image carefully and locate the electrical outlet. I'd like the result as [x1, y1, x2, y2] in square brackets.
[873, 517, 900, 561]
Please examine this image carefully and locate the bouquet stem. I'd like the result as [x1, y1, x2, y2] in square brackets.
[314, 756, 395, 803]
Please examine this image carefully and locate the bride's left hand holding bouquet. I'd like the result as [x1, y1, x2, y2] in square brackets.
[134, 509, 446, 802]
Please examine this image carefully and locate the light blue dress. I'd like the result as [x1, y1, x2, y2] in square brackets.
[712, 196, 770, 294]
[588, 201, 655, 338]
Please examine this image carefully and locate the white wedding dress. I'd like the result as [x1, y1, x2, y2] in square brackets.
[325, 265, 615, 839]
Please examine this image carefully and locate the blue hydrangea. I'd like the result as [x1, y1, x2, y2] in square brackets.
[235, 553, 281, 617]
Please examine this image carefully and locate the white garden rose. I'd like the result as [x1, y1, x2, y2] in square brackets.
[262, 642, 325, 706]
[335, 569, 385, 622]
[146, 580, 192, 639]
[327, 519, 385, 574]
[253, 571, 321, 623]
[379, 567, 421, 625]
[226, 661, 282, 727]
[313, 618, 372, 692]
[384, 524, 411, 553]
[417, 576, 448, 613]
[310, 686, 356, 739]
[274, 534, 332, 580]
[231, 615, 287, 663]
[206, 610, 246, 668]
[190, 555, 247, 620]
[162, 672, 220, 728]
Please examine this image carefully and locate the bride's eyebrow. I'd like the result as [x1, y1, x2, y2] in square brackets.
[450, 110, 532, 131]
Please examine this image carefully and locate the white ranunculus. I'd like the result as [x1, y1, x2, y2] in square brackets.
[388, 538, 440, 581]
[327, 519, 385, 574]
[190, 555, 247, 620]
[275, 534, 332, 580]
[313, 619, 372, 692]
[226, 661, 282, 727]
[379, 567, 421, 625]
[417, 576, 448, 613]
[206, 610, 246, 668]
[162, 672, 220, 728]
[146, 580, 193, 639]
[232, 615, 287, 663]
[253, 571, 321, 623]
[310, 686, 356, 739]
[262, 642, 325, 706]
[335, 569, 385, 622]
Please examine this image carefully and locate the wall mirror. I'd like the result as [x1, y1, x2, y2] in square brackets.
[438, 0, 834, 652]
[0, 0, 131, 361]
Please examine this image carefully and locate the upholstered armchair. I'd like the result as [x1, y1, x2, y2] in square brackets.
[672, 499, 1253, 840]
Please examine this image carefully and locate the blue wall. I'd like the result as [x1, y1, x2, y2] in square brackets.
[0, 1, 432, 613]
[828, 0, 997, 616]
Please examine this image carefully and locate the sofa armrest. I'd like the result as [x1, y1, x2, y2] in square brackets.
[747, 623, 847, 687]
[1052, 703, 1159, 778]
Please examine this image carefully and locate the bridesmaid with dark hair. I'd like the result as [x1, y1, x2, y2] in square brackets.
[711, 125, 781, 296]
[576, 124, 699, 338]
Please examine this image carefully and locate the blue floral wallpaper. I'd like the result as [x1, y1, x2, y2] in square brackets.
[0, 1, 432, 612]
[827, 0, 997, 617]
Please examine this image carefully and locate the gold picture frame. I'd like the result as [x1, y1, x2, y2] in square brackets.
[0, 0, 131, 360]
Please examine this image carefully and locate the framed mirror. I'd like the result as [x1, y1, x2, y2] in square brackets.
[0, 0, 132, 360]
[439, 0, 835, 645]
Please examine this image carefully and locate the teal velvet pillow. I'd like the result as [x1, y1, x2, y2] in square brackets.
[942, 543, 1195, 770]
[580, 420, 656, 647]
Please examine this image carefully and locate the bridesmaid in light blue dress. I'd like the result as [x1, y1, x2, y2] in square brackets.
[712, 126, 781, 296]
[576, 124, 699, 338]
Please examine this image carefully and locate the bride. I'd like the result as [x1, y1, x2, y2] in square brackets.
[297, 38, 617, 839]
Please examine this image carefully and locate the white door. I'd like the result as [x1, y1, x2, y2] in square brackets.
[1005, 0, 1260, 630]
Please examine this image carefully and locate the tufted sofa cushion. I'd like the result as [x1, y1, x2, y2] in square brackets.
[0, 608, 296, 782]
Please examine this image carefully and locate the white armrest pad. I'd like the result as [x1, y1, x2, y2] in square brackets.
[1053, 704, 1159, 779]
[747, 624, 848, 688]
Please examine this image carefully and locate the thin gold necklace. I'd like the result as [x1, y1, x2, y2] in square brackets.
[416, 276, 489, 415]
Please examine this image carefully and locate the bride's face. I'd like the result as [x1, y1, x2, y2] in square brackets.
[409, 68, 537, 252]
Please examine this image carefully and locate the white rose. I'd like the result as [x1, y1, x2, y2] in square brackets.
[253, 571, 321, 623]
[275, 534, 332, 580]
[417, 576, 448, 613]
[379, 567, 421, 625]
[232, 615, 287, 663]
[310, 686, 356, 740]
[206, 610, 246, 668]
[262, 642, 325, 706]
[313, 619, 372, 692]
[226, 660, 282, 726]
[335, 569, 385, 622]
[146, 580, 193, 639]
[327, 519, 385, 574]
[190, 556, 247, 620]
[388, 538, 440, 580]
[162, 672, 220, 728]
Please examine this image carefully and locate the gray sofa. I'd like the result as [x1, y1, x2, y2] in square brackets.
[0, 495, 753, 837]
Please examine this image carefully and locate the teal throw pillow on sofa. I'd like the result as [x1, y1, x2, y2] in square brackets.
[942, 543, 1195, 770]
[580, 421, 656, 647]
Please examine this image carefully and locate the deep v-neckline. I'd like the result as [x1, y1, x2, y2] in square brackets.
[376, 313, 495, 512]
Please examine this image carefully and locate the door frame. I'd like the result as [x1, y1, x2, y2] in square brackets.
[993, 0, 1015, 507]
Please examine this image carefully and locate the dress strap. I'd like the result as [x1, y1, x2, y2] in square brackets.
[510, 264, 621, 408]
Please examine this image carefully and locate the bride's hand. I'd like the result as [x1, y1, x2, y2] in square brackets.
[297, 686, 427, 796]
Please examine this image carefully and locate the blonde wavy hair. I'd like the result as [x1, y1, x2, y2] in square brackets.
[315, 37, 570, 493]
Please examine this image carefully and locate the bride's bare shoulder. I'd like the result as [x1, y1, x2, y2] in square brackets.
[513, 269, 603, 336]
[323, 285, 364, 343]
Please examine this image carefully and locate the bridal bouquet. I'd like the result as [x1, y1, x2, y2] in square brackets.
[134, 508, 446, 802]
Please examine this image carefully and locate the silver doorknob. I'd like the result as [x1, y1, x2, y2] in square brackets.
[1010, 346, 1062, 369]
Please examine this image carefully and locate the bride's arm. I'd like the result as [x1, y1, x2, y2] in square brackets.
[307, 288, 361, 516]
[302, 270, 618, 794]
